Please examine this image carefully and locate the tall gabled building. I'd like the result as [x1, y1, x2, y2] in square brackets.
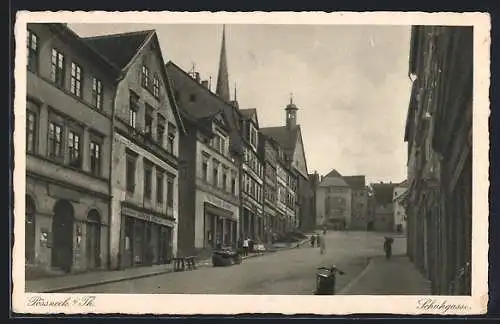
[25, 23, 119, 275]
[260, 98, 313, 232]
[239, 108, 265, 240]
[165, 61, 241, 257]
[83, 29, 186, 269]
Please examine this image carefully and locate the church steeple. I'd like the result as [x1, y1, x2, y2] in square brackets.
[285, 93, 299, 130]
[216, 25, 230, 102]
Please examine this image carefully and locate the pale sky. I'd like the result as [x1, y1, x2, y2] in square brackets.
[69, 23, 412, 184]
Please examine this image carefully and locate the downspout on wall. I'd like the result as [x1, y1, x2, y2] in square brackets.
[108, 71, 126, 270]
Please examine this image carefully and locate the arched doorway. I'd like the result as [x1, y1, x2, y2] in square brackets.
[52, 200, 74, 272]
[25, 195, 36, 264]
[86, 210, 101, 269]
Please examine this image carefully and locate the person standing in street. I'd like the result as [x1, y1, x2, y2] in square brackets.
[242, 237, 249, 257]
[319, 234, 326, 255]
[315, 233, 321, 248]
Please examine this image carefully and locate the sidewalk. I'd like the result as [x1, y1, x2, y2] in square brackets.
[338, 255, 432, 295]
[26, 238, 309, 293]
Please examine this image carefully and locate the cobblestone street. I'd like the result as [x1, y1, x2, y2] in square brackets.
[65, 231, 404, 294]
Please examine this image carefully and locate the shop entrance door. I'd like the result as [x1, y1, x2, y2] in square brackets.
[86, 210, 101, 269]
[25, 195, 36, 264]
[52, 200, 74, 273]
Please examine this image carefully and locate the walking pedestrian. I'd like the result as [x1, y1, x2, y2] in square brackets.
[310, 235, 316, 248]
[315, 234, 321, 248]
[319, 234, 326, 255]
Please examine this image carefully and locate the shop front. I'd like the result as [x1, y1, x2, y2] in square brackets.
[204, 203, 237, 248]
[120, 204, 175, 268]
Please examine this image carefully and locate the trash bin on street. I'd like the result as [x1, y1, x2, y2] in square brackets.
[314, 265, 345, 295]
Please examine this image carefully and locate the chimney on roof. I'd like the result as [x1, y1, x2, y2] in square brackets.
[201, 80, 209, 89]
[194, 72, 201, 83]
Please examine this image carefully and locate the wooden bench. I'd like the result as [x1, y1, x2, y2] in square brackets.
[172, 256, 197, 272]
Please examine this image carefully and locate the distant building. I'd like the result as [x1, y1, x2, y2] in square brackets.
[343, 176, 368, 230]
[371, 182, 397, 232]
[393, 180, 408, 233]
[166, 61, 241, 257]
[316, 169, 352, 230]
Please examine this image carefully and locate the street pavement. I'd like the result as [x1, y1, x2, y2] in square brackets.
[66, 231, 404, 295]
[338, 254, 431, 295]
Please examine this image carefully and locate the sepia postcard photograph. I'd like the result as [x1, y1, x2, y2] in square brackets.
[12, 11, 490, 315]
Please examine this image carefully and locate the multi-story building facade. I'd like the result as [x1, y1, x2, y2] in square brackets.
[315, 169, 352, 230]
[166, 62, 240, 256]
[260, 98, 310, 232]
[83, 30, 185, 269]
[259, 134, 279, 241]
[276, 154, 297, 232]
[392, 180, 408, 233]
[25, 23, 118, 274]
[371, 182, 396, 232]
[404, 26, 472, 295]
[239, 109, 264, 241]
[343, 176, 368, 230]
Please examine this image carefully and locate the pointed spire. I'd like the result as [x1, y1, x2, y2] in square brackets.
[216, 25, 231, 102]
